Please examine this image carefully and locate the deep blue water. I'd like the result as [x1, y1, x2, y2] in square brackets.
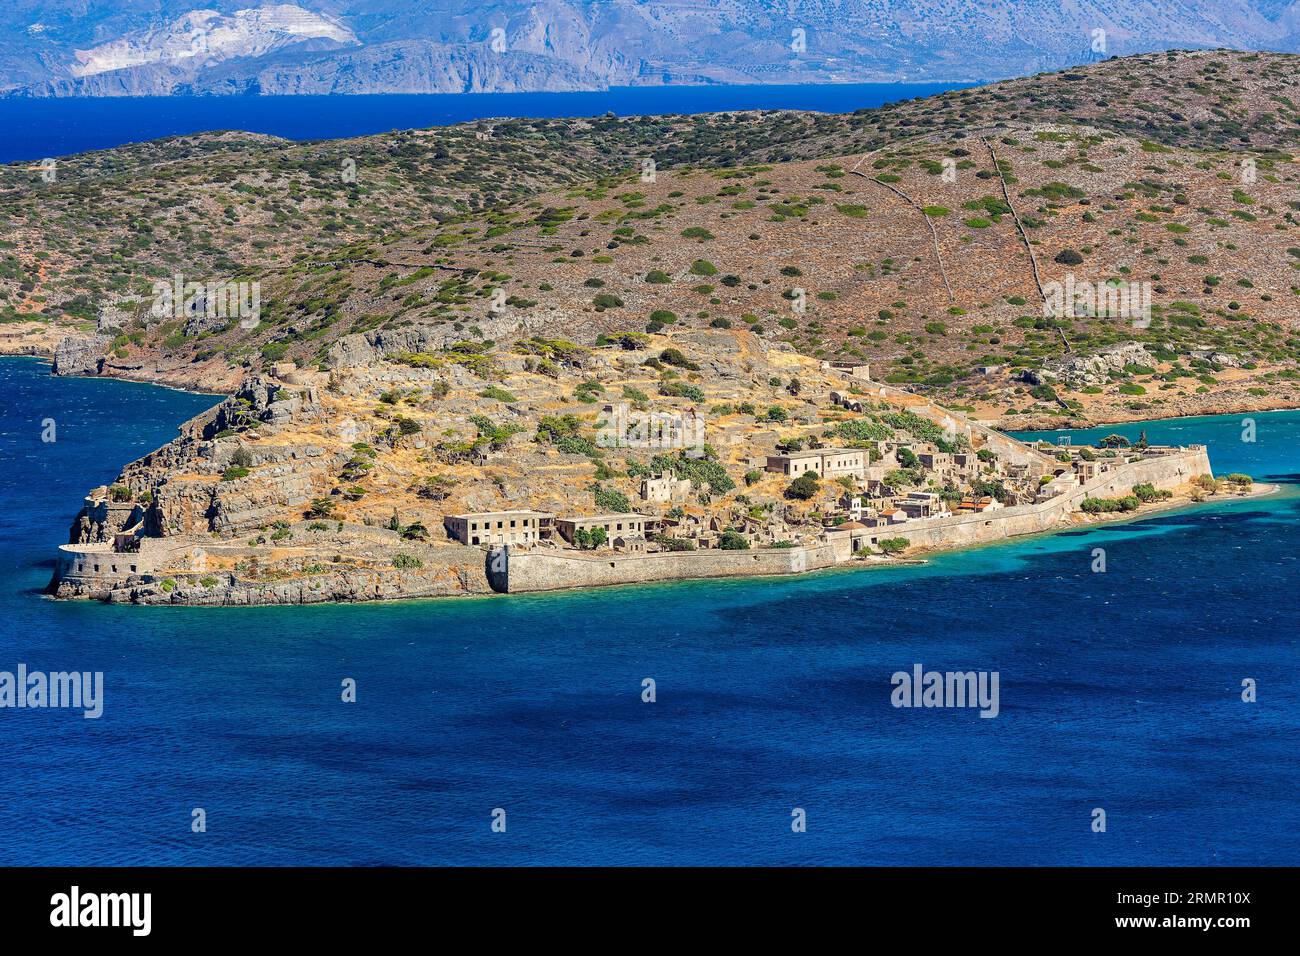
[0, 83, 964, 164]
[0, 355, 1296, 865]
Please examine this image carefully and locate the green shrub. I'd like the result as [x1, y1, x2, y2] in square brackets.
[784, 473, 820, 500]
[878, 537, 910, 555]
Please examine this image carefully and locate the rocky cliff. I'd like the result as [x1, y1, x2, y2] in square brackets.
[51, 335, 110, 377]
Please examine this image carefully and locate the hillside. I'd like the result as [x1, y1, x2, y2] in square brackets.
[3, 49, 1300, 427]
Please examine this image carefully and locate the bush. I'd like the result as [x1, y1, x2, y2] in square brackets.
[718, 529, 750, 550]
[784, 473, 820, 500]
[1132, 483, 1172, 503]
[652, 534, 695, 551]
[651, 452, 735, 495]
[660, 347, 698, 370]
[1054, 248, 1084, 265]
[659, 380, 705, 403]
[592, 484, 631, 513]
[1080, 496, 1141, 514]
[574, 526, 608, 550]
[307, 497, 337, 518]
[878, 537, 910, 556]
[391, 554, 423, 569]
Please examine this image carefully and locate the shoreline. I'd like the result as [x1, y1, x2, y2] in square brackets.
[52, 482, 1280, 611]
[12, 359, 1274, 610]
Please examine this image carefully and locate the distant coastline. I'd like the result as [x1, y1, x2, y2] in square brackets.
[0, 82, 968, 164]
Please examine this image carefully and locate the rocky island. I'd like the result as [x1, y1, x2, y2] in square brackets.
[1, 49, 1291, 604]
[47, 329, 1216, 605]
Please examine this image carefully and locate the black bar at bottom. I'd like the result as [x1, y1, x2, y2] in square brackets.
[0, 866, 1284, 941]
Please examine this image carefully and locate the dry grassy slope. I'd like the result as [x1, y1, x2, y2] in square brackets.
[2, 49, 1298, 422]
[309, 120, 1300, 426]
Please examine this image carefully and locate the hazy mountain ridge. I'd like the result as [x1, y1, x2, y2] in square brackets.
[6, 0, 1300, 95]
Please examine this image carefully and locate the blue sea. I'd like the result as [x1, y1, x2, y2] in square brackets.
[0, 355, 1296, 865]
[0, 83, 964, 164]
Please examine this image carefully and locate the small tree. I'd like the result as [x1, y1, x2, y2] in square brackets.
[306, 497, 337, 519]
[784, 473, 820, 500]
[592, 484, 631, 513]
[878, 537, 910, 556]
[718, 529, 750, 550]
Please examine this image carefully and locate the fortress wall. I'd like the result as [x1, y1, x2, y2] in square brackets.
[53, 538, 239, 595]
[871, 448, 1211, 551]
[505, 542, 843, 593]
[53, 544, 159, 595]
[504, 449, 1210, 592]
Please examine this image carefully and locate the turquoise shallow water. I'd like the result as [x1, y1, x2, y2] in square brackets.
[1, 356, 1296, 865]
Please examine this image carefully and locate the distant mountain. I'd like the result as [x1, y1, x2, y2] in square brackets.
[5, 0, 1300, 95]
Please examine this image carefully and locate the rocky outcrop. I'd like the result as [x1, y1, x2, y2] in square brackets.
[328, 315, 546, 367]
[202, 375, 322, 436]
[52, 335, 110, 377]
[1036, 343, 1154, 388]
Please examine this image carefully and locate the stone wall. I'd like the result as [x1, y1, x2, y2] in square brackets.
[503, 447, 1210, 593]
[853, 447, 1211, 552]
[53, 543, 161, 597]
[505, 542, 843, 593]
